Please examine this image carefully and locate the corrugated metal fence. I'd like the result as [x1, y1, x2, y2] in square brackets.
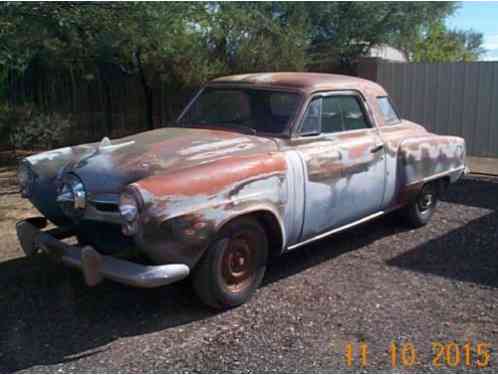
[374, 62, 498, 158]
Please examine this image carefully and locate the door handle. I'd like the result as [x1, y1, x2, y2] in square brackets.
[370, 143, 384, 153]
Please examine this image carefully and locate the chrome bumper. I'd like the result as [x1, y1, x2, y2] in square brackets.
[16, 217, 190, 288]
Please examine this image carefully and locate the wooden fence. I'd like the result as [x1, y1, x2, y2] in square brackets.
[7, 67, 197, 145]
[9, 61, 498, 157]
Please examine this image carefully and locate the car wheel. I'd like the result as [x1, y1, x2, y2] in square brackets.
[402, 181, 439, 228]
[192, 217, 268, 309]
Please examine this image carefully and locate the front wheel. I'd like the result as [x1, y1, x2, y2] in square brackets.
[192, 218, 268, 309]
[401, 182, 439, 228]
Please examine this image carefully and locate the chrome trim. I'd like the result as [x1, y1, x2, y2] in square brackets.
[86, 193, 120, 205]
[287, 211, 385, 251]
[73, 181, 86, 209]
[57, 174, 86, 217]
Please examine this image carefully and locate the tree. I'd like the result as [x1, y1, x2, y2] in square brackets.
[204, 3, 309, 73]
[299, 2, 457, 70]
[0, 1, 481, 143]
[411, 21, 484, 62]
[0, 2, 223, 130]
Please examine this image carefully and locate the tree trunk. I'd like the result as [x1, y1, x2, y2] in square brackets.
[135, 51, 154, 131]
[97, 64, 114, 136]
[102, 77, 113, 136]
[69, 67, 78, 114]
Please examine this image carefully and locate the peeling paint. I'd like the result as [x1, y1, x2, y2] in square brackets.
[19, 73, 466, 270]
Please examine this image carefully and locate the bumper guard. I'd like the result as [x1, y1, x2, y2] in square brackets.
[16, 217, 190, 288]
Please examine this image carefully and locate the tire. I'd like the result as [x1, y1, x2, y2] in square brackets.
[401, 182, 439, 228]
[192, 217, 268, 309]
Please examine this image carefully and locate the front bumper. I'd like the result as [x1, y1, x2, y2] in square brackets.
[16, 217, 190, 288]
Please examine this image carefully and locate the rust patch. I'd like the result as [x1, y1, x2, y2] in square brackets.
[136, 153, 287, 198]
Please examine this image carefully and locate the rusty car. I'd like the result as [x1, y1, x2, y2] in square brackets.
[16, 73, 467, 308]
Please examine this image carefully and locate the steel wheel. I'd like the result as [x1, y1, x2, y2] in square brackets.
[417, 184, 437, 214]
[220, 233, 257, 293]
[402, 181, 439, 228]
[192, 217, 268, 309]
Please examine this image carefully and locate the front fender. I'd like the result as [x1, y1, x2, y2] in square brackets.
[131, 153, 289, 267]
[23, 146, 94, 225]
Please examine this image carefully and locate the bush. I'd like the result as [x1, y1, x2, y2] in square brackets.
[0, 104, 16, 147]
[8, 106, 73, 150]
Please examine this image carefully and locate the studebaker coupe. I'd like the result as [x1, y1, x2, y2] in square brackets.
[16, 73, 467, 308]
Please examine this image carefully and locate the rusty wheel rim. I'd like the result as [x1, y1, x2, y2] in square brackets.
[220, 233, 257, 293]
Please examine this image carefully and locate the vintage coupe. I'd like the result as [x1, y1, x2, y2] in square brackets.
[16, 73, 467, 308]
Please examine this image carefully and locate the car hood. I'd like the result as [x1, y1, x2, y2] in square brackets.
[28, 127, 279, 196]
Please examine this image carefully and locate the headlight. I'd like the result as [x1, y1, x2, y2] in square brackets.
[119, 187, 143, 236]
[17, 162, 35, 197]
[119, 192, 139, 222]
[57, 174, 86, 218]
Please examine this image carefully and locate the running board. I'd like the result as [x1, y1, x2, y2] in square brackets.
[286, 211, 385, 251]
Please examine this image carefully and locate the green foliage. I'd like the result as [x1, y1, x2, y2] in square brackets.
[207, 3, 309, 73]
[412, 21, 484, 62]
[0, 2, 464, 76]
[0, 3, 221, 84]
[302, 2, 457, 66]
[0, 1, 484, 147]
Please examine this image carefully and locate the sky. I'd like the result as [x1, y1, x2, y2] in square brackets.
[446, 1, 498, 61]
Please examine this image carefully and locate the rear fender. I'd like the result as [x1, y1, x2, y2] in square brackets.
[394, 135, 465, 206]
[399, 135, 466, 187]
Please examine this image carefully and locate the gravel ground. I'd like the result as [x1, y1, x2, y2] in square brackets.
[1, 163, 497, 373]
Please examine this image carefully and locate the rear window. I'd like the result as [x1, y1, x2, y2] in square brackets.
[377, 96, 400, 125]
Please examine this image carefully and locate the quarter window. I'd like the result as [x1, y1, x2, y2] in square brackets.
[300, 98, 321, 135]
[377, 96, 400, 125]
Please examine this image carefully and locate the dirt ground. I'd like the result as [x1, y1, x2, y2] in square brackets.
[1, 160, 497, 373]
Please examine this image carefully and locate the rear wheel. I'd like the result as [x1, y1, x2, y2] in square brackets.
[192, 218, 268, 309]
[402, 182, 439, 228]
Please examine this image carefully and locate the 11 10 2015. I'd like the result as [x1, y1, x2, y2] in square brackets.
[345, 340, 491, 369]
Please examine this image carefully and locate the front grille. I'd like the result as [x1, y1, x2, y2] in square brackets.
[75, 220, 133, 255]
[94, 202, 119, 212]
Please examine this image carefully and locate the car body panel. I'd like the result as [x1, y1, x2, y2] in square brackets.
[282, 128, 387, 240]
[18, 73, 466, 278]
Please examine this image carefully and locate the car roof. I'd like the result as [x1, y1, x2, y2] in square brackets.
[210, 72, 387, 96]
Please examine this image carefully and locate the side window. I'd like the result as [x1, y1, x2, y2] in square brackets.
[300, 98, 321, 135]
[300, 94, 371, 135]
[340, 96, 370, 131]
[321, 95, 370, 134]
[377, 96, 400, 125]
[321, 96, 343, 133]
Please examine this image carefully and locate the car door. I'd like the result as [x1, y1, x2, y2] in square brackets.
[291, 91, 386, 241]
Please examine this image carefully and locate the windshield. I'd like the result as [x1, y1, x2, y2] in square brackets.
[178, 87, 301, 135]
